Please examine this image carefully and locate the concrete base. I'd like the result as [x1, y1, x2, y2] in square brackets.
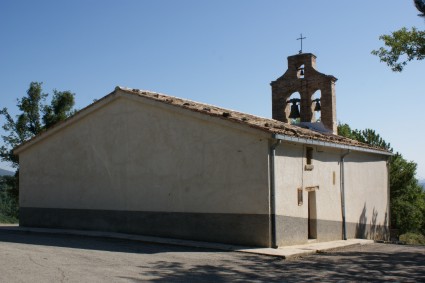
[276, 215, 389, 246]
[20, 207, 389, 248]
[20, 207, 270, 247]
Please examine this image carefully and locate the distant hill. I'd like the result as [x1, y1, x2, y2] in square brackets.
[0, 168, 14, 176]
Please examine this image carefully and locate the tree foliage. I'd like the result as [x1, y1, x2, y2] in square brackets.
[0, 175, 19, 222]
[0, 82, 76, 168]
[0, 82, 76, 222]
[371, 1, 425, 72]
[414, 0, 425, 16]
[338, 123, 425, 234]
[371, 27, 425, 72]
[43, 90, 76, 128]
[337, 123, 391, 150]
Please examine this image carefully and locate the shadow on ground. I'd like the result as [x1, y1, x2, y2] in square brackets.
[0, 229, 204, 255]
[119, 246, 425, 282]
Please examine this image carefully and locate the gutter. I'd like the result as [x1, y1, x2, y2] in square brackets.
[386, 156, 391, 241]
[273, 134, 392, 156]
[269, 139, 281, 249]
[340, 150, 351, 240]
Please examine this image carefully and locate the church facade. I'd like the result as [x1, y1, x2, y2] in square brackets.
[15, 53, 391, 247]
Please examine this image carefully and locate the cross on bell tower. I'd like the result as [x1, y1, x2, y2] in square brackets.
[297, 33, 306, 54]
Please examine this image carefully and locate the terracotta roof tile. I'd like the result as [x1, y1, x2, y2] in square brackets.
[14, 86, 391, 155]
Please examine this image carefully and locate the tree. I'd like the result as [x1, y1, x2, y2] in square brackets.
[337, 123, 391, 150]
[371, 1, 425, 72]
[0, 82, 76, 168]
[43, 90, 76, 129]
[0, 175, 19, 222]
[414, 0, 425, 16]
[0, 82, 76, 222]
[338, 123, 425, 235]
[371, 27, 425, 72]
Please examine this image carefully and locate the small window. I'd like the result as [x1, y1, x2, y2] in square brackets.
[306, 147, 313, 165]
[305, 147, 314, 170]
[298, 188, 303, 206]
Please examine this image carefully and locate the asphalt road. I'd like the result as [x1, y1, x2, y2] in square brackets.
[0, 230, 424, 282]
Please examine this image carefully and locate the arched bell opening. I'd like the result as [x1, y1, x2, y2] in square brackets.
[311, 90, 322, 122]
[286, 92, 301, 124]
[297, 64, 305, 79]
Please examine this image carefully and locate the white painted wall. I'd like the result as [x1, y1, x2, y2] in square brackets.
[344, 154, 389, 225]
[19, 92, 270, 215]
[275, 142, 389, 228]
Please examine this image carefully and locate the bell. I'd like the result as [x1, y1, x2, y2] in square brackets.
[314, 100, 321, 112]
[289, 102, 301, 119]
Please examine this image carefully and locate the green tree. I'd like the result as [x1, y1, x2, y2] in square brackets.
[414, 0, 425, 16]
[371, 1, 425, 72]
[43, 90, 77, 128]
[371, 27, 425, 72]
[0, 82, 76, 222]
[337, 123, 391, 150]
[0, 82, 76, 168]
[0, 175, 19, 222]
[338, 123, 425, 235]
[0, 82, 45, 167]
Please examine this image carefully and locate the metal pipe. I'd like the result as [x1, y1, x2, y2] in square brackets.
[340, 150, 350, 240]
[386, 156, 391, 241]
[269, 139, 281, 248]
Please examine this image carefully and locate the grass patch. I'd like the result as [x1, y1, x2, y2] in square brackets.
[399, 232, 425, 245]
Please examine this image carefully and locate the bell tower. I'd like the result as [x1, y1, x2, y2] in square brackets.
[270, 53, 338, 134]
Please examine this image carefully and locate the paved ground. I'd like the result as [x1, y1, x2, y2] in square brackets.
[0, 224, 374, 258]
[0, 230, 424, 282]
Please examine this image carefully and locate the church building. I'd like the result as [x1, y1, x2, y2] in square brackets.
[14, 53, 391, 247]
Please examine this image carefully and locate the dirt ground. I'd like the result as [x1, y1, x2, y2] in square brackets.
[0, 230, 424, 282]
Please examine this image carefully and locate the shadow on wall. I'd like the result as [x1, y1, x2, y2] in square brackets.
[355, 204, 388, 240]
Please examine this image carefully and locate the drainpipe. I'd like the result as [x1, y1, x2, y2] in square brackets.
[386, 156, 391, 241]
[340, 150, 350, 240]
[269, 138, 281, 249]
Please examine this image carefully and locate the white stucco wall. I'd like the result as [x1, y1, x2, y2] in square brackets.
[274, 141, 389, 244]
[19, 93, 270, 215]
[344, 153, 389, 226]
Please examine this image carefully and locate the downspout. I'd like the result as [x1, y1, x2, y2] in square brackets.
[340, 150, 350, 240]
[269, 138, 281, 248]
[386, 156, 391, 241]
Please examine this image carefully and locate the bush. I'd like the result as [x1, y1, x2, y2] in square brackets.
[399, 233, 425, 245]
[0, 176, 19, 223]
[0, 190, 18, 223]
[0, 212, 17, 224]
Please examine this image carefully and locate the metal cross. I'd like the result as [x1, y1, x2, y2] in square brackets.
[297, 33, 306, 54]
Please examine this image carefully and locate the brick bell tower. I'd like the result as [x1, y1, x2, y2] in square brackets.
[270, 53, 338, 134]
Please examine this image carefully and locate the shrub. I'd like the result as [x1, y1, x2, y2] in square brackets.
[399, 232, 425, 245]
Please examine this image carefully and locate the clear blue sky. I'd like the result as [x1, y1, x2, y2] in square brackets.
[1, 0, 424, 179]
